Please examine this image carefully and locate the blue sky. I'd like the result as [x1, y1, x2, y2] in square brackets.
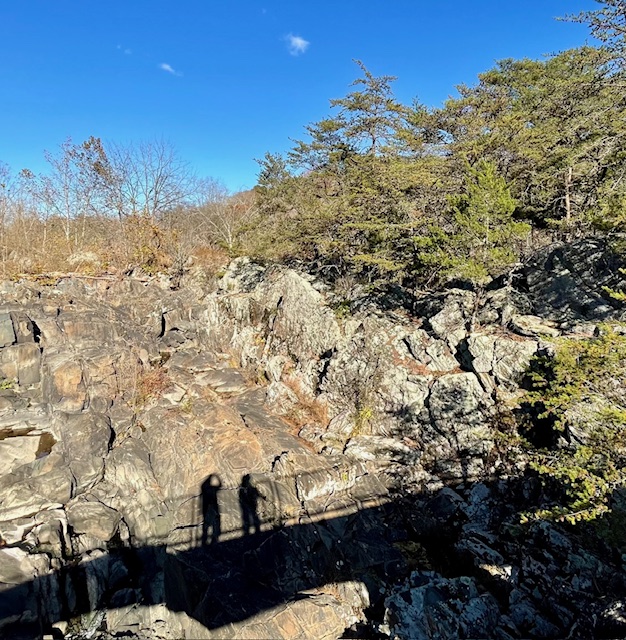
[1, 1, 598, 192]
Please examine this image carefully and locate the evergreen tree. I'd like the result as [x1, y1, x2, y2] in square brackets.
[437, 47, 626, 231]
[416, 160, 529, 287]
[566, 0, 626, 66]
[255, 61, 426, 281]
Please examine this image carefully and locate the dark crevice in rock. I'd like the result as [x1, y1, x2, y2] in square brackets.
[401, 336, 418, 362]
[36, 432, 57, 458]
[454, 338, 474, 373]
[107, 425, 116, 451]
[31, 319, 42, 344]
[315, 348, 335, 393]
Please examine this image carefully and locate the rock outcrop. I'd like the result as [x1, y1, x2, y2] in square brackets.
[0, 239, 625, 639]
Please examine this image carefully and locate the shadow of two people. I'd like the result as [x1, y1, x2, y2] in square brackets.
[200, 473, 261, 545]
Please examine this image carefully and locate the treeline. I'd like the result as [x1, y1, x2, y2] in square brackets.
[1, 2, 624, 287]
[249, 4, 626, 289]
[0, 137, 253, 277]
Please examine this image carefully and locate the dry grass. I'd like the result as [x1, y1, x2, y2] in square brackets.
[114, 350, 171, 414]
[0, 213, 229, 280]
[281, 373, 329, 430]
[136, 366, 171, 406]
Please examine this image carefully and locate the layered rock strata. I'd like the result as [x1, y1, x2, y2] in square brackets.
[0, 239, 625, 639]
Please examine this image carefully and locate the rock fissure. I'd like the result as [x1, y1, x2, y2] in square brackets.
[0, 243, 625, 639]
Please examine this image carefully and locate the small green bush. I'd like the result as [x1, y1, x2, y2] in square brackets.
[520, 325, 626, 524]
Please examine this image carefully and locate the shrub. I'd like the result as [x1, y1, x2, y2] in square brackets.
[519, 325, 626, 524]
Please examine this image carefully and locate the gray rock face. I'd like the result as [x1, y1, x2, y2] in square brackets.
[385, 572, 500, 640]
[0, 276, 407, 639]
[202, 264, 529, 481]
[0, 312, 16, 348]
[523, 238, 626, 322]
[428, 289, 475, 349]
[466, 333, 538, 389]
[0, 242, 624, 639]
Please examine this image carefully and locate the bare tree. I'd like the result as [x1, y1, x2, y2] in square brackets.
[105, 138, 196, 220]
[0, 163, 14, 267]
[191, 180, 256, 251]
[18, 137, 112, 248]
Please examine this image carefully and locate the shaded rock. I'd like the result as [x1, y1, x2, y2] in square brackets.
[0, 548, 54, 633]
[456, 536, 517, 592]
[424, 487, 467, 526]
[428, 372, 486, 424]
[524, 238, 626, 322]
[598, 600, 626, 638]
[385, 572, 501, 640]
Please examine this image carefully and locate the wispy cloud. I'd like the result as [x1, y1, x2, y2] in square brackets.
[159, 63, 182, 77]
[286, 34, 310, 56]
[116, 45, 132, 55]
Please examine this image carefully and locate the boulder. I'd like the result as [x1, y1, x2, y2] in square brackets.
[66, 500, 121, 542]
[0, 435, 40, 475]
[466, 333, 538, 389]
[53, 412, 111, 493]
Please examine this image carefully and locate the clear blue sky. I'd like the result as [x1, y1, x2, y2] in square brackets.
[0, 1, 598, 192]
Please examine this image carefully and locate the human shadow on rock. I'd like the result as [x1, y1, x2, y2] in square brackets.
[239, 473, 262, 536]
[200, 474, 222, 545]
[0, 475, 405, 638]
[4, 471, 624, 639]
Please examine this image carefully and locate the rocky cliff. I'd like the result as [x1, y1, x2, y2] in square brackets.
[1, 239, 625, 639]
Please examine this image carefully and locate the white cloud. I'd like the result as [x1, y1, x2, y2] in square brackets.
[116, 45, 132, 55]
[286, 34, 310, 56]
[159, 63, 182, 76]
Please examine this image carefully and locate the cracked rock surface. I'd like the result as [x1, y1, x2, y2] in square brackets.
[0, 239, 625, 639]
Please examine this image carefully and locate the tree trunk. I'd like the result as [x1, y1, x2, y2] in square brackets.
[564, 166, 573, 228]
